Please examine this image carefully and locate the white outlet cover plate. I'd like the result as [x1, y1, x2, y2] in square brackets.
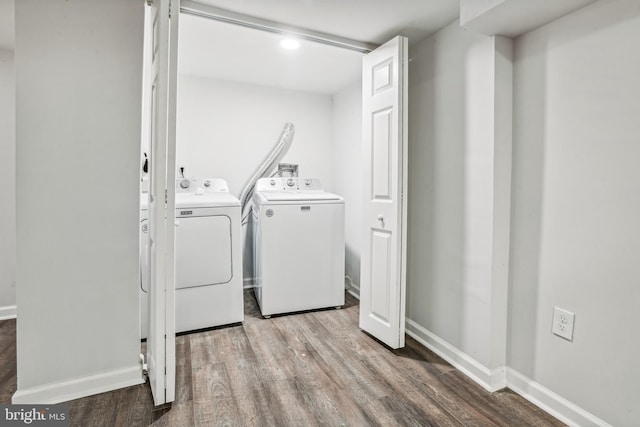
[552, 307, 575, 341]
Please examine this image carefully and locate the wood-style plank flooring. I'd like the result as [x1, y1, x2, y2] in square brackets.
[0, 290, 564, 426]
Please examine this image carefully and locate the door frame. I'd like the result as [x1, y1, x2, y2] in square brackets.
[146, 4, 409, 403]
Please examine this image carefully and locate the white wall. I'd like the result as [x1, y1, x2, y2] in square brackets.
[176, 75, 334, 195]
[405, 21, 511, 382]
[331, 81, 362, 292]
[0, 48, 15, 319]
[510, 1, 640, 425]
[14, 0, 144, 403]
[176, 74, 334, 281]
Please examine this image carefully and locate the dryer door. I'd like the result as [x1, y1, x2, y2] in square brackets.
[175, 215, 233, 288]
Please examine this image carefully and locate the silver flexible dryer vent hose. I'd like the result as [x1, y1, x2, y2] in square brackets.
[239, 122, 295, 223]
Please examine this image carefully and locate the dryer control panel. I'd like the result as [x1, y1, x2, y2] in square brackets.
[176, 177, 230, 194]
[255, 177, 323, 193]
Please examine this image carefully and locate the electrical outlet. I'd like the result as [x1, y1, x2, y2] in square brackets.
[552, 307, 575, 341]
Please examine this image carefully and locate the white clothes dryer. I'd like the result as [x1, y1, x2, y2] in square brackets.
[140, 178, 243, 337]
[252, 177, 345, 317]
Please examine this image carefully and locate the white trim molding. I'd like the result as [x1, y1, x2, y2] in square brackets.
[243, 277, 255, 289]
[345, 275, 360, 299]
[406, 318, 507, 392]
[12, 365, 144, 404]
[0, 305, 17, 320]
[507, 368, 612, 427]
[405, 318, 611, 426]
[180, 0, 377, 53]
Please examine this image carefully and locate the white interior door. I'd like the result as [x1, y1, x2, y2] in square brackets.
[146, 0, 179, 405]
[359, 36, 408, 349]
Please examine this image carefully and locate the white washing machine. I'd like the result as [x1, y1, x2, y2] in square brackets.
[252, 177, 345, 317]
[140, 177, 243, 337]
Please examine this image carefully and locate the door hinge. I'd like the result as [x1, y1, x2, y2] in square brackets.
[146, 0, 153, 6]
[165, 189, 168, 204]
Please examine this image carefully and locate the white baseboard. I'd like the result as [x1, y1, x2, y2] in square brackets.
[405, 318, 507, 392]
[405, 319, 610, 426]
[0, 305, 17, 320]
[12, 365, 144, 404]
[507, 368, 611, 427]
[345, 276, 360, 299]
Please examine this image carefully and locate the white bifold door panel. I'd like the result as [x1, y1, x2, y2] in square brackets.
[359, 36, 408, 349]
[146, 0, 179, 406]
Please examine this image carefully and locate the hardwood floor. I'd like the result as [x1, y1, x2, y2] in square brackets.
[0, 317, 16, 405]
[0, 291, 564, 426]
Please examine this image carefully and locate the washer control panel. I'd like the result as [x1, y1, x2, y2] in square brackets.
[258, 177, 323, 192]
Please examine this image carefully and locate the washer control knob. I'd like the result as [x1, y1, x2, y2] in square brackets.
[305, 179, 311, 186]
[180, 179, 190, 189]
[204, 180, 211, 187]
[287, 178, 295, 187]
[270, 179, 276, 186]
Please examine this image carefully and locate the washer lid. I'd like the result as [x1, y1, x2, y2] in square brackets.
[261, 192, 342, 202]
[176, 192, 240, 208]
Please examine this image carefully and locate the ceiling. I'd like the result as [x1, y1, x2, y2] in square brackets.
[461, 0, 597, 37]
[179, 13, 367, 95]
[179, 0, 459, 95]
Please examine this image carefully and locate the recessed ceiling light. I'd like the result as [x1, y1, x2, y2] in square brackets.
[280, 38, 300, 50]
